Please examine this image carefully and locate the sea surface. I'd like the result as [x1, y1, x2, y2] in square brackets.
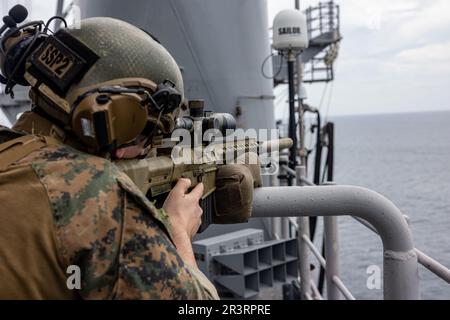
[310, 111, 450, 300]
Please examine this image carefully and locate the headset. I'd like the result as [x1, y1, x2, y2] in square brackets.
[0, 5, 183, 152]
[68, 78, 181, 151]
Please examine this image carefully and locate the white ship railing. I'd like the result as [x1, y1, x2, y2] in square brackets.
[265, 165, 450, 300]
[353, 216, 450, 285]
[253, 167, 450, 300]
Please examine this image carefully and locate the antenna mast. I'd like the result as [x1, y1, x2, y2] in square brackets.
[295, 0, 308, 169]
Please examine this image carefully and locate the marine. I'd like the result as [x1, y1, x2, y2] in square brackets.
[0, 12, 218, 300]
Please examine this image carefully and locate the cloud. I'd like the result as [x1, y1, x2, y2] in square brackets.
[268, 0, 450, 115]
[341, 0, 424, 31]
[397, 42, 450, 66]
[315, 0, 450, 115]
[393, 0, 450, 46]
[378, 42, 450, 82]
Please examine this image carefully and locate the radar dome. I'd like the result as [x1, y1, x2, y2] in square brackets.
[272, 9, 309, 51]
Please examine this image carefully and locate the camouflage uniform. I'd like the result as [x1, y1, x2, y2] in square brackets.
[0, 112, 218, 300]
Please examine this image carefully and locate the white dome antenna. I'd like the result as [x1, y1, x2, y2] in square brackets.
[272, 9, 309, 52]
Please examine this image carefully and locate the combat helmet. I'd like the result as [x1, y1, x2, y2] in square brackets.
[26, 17, 184, 152]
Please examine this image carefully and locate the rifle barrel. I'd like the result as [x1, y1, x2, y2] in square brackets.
[260, 138, 293, 153]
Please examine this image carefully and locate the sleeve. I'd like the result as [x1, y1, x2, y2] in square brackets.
[57, 186, 218, 300]
[184, 264, 220, 300]
[36, 152, 218, 300]
[112, 191, 219, 300]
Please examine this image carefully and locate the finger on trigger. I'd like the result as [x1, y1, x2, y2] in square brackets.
[174, 178, 192, 195]
[190, 182, 204, 200]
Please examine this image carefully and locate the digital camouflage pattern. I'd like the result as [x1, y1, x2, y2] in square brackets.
[1, 125, 217, 299]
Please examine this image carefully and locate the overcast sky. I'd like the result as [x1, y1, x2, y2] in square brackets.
[269, 0, 450, 116]
[1, 0, 449, 117]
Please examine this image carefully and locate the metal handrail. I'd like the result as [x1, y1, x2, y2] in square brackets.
[310, 280, 324, 300]
[289, 155, 340, 298]
[332, 276, 356, 300]
[301, 231, 354, 300]
[294, 165, 349, 300]
[302, 234, 326, 268]
[304, 292, 313, 300]
[293, 169, 450, 292]
[306, 1, 340, 40]
[252, 185, 420, 299]
[353, 216, 450, 285]
[416, 250, 450, 284]
[296, 173, 450, 292]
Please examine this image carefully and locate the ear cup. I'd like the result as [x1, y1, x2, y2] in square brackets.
[71, 92, 148, 149]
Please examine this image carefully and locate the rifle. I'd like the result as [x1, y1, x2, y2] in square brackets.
[114, 101, 293, 232]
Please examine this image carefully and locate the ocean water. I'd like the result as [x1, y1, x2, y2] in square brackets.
[310, 111, 450, 300]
